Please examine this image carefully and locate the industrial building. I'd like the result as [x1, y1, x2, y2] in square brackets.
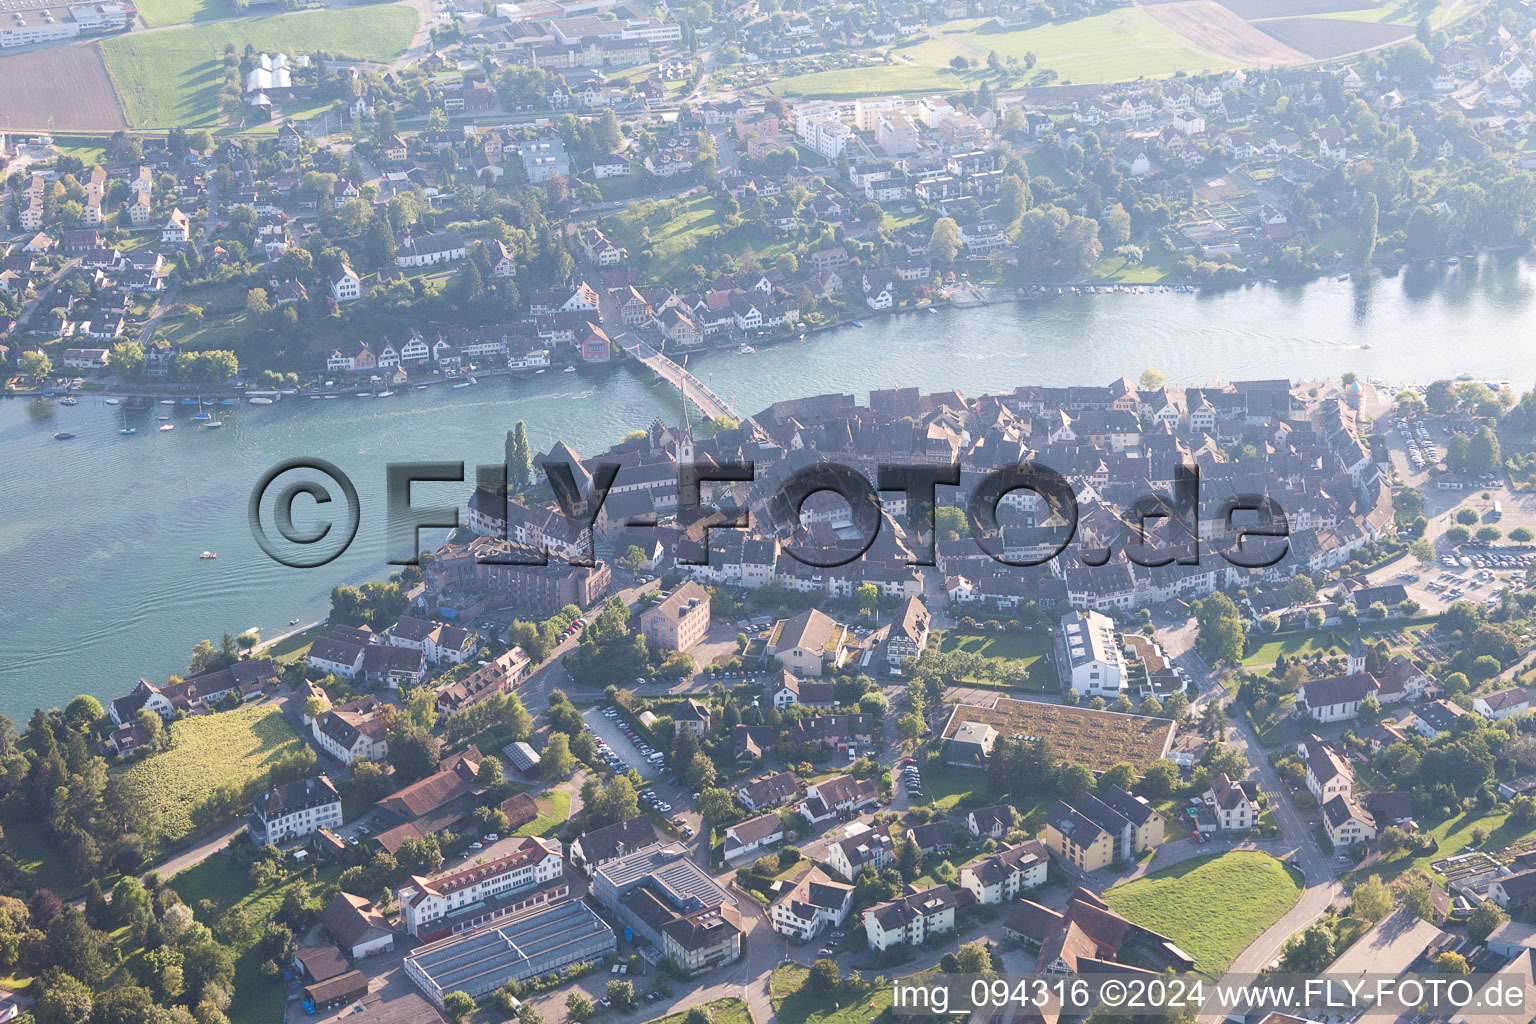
[591, 843, 742, 975]
[403, 897, 615, 1006]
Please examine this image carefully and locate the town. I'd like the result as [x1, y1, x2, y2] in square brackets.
[6, 0, 1536, 1022]
[12, 0, 1536, 388]
[0, 365, 1532, 1024]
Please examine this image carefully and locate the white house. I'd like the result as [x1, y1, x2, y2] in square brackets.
[330, 264, 361, 303]
[864, 885, 959, 952]
[959, 840, 1048, 904]
[1474, 688, 1530, 720]
[248, 777, 342, 845]
[1056, 610, 1126, 697]
[768, 866, 852, 940]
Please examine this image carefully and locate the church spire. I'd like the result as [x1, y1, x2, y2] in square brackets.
[678, 375, 694, 466]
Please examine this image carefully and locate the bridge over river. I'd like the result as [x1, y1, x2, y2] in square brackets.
[625, 340, 750, 427]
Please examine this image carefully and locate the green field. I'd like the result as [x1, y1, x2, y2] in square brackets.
[513, 789, 572, 838]
[114, 704, 308, 851]
[100, 5, 418, 127]
[772, 9, 1232, 98]
[939, 631, 1049, 666]
[135, 0, 231, 28]
[167, 857, 342, 1024]
[642, 998, 753, 1024]
[1241, 618, 1437, 667]
[772, 964, 905, 1024]
[1102, 851, 1302, 975]
[1360, 807, 1519, 883]
[602, 193, 801, 284]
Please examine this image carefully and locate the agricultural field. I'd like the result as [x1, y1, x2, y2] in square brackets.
[113, 704, 308, 851]
[773, 0, 1467, 99]
[1256, 17, 1414, 58]
[1139, 1, 1308, 65]
[135, 0, 231, 28]
[99, 5, 417, 128]
[940, 694, 1176, 772]
[0, 44, 126, 132]
[1102, 851, 1302, 974]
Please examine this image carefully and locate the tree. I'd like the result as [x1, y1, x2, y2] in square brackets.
[20, 350, 51, 378]
[686, 752, 717, 791]
[541, 732, 575, 780]
[808, 958, 840, 994]
[996, 174, 1030, 224]
[565, 992, 595, 1022]
[1356, 191, 1379, 265]
[1437, 951, 1470, 975]
[505, 421, 533, 488]
[107, 341, 145, 380]
[1280, 923, 1334, 972]
[683, 1007, 711, 1024]
[1138, 369, 1166, 391]
[608, 980, 636, 1011]
[442, 991, 477, 1023]
[36, 973, 94, 1024]
[1194, 593, 1247, 664]
[1351, 876, 1392, 922]
[1403, 880, 1435, 922]
[697, 787, 734, 824]
[1467, 900, 1507, 944]
[1099, 762, 1136, 794]
[63, 694, 103, 729]
[930, 217, 961, 263]
[1056, 763, 1094, 802]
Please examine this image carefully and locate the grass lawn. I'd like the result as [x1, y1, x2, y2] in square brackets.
[1089, 252, 1177, 283]
[115, 704, 308, 853]
[642, 997, 753, 1024]
[601, 193, 800, 285]
[513, 789, 572, 838]
[51, 133, 109, 165]
[1241, 618, 1438, 667]
[938, 631, 1049, 666]
[918, 768, 984, 814]
[1102, 851, 1302, 975]
[7, 819, 121, 902]
[135, 0, 231, 28]
[261, 622, 324, 666]
[99, 5, 417, 127]
[771, 964, 914, 1024]
[168, 857, 342, 1024]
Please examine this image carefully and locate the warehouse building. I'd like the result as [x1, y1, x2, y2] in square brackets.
[403, 897, 615, 1006]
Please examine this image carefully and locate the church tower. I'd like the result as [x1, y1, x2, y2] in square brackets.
[677, 377, 694, 467]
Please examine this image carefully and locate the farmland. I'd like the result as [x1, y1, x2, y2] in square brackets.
[113, 704, 308, 851]
[939, 695, 1176, 772]
[99, 5, 417, 127]
[0, 44, 126, 132]
[135, 0, 231, 28]
[1139, 1, 1308, 65]
[771, 0, 1468, 100]
[1103, 851, 1303, 974]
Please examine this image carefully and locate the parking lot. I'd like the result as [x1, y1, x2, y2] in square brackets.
[582, 706, 663, 783]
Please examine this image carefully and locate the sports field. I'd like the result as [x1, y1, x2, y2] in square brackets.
[100, 4, 417, 127]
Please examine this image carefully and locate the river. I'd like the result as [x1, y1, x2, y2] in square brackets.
[3, 258, 1535, 720]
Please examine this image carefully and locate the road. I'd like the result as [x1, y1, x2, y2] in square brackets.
[1164, 631, 1343, 979]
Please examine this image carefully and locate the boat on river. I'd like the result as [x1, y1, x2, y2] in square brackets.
[104, 398, 121, 405]
[53, 432, 75, 440]
[248, 397, 274, 405]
